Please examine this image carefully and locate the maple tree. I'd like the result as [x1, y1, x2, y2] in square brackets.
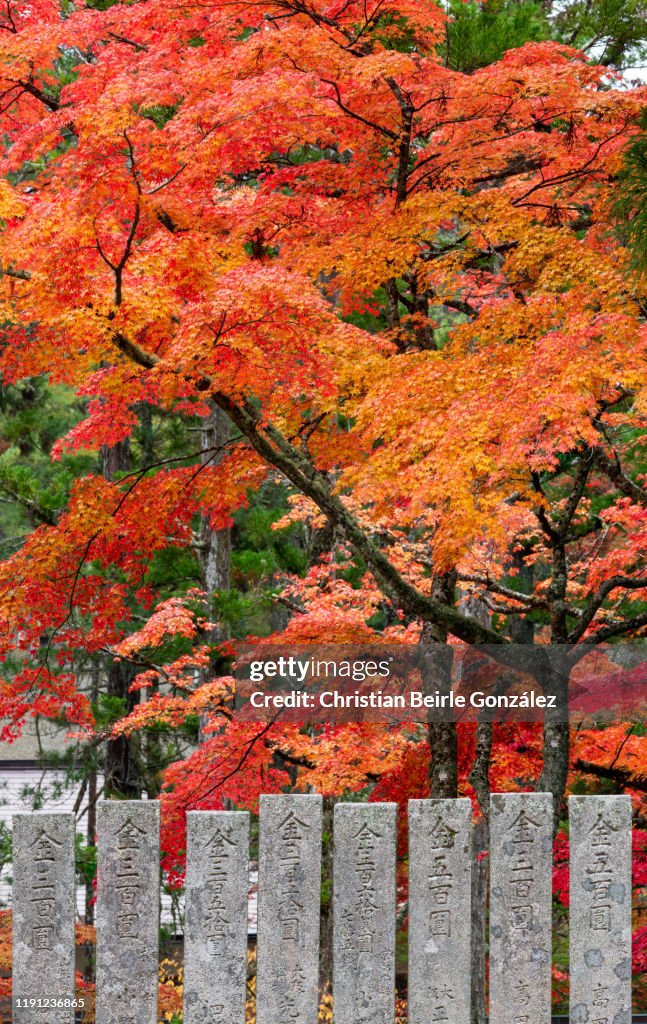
[0, 0, 646, 1010]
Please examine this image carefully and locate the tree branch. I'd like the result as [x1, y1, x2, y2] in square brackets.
[579, 609, 647, 647]
[572, 757, 647, 792]
[594, 446, 647, 507]
[569, 575, 647, 642]
[458, 573, 546, 607]
[17, 78, 59, 112]
[109, 333, 507, 645]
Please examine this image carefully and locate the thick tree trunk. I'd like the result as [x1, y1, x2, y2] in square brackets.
[85, 769, 97, 926]
[101, 438, 130, 482]
[197, 404, 232, 746]
[468, 721, 492, 1024]
[538, 717, 570, 831]
[101, 439, 140, 798]
[104, 657, 140, 797]
[470, 816, 488, 1024]
[540, 536, 572, 830]
[537, 655, 570, 832]
[137, 402, 155, 468]
[427, 717, 458, 797]
[421, 618, 457, 799]
[421, 570, 465, 798]
[462, 592, 494, 1024]
[198, 405, 232, 603]
[509, 550, 534, 644]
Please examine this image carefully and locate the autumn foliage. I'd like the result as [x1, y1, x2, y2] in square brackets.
[0, 0, 646, 1010]
[0, 0, 645, 655]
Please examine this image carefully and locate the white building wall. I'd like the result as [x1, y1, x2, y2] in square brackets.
[0, 723, 258, 935]
[0, 765, 92, 915]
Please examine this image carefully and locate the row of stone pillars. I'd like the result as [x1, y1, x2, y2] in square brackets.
[11, 793, 632, 1024]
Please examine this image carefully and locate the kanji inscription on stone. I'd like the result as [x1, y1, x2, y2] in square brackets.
[569, 795, 632, 1024]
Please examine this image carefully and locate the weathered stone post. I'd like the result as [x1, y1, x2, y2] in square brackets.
[256, 793, 322, 1024]
[12, 812, 76, 1024]
[489, 793, 552, 1024]
[95, 800, 160, 1024]
[184, 810, 249, 1024]
[333, 802, 397, 1024]
[569, 795, 632, 1024]
[408, 798, 472, 1024]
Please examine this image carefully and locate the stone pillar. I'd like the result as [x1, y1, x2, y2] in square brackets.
[569, 795, 632, 1024]
[489, 793, 552, 1024]
[333, 802, 397, 1024]
[184, 811, 249, 1024]
[95, 800, 160, 1024]
[256, 794, 322, 1024]
[12, 813, 76, 1024]
[408, 798, 472, 1024]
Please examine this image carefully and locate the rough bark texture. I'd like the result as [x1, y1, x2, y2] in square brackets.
[197, 403, 232, 745]
[427, 715, 458, 797]
[537, 655, 570, 831]
[470, 817, 489, 1024]
[104, 660, 140, 798]
[101, 437, 130, 483]
[85, 769, 97, 926]
[101, 438, 140, 799]
[463, 589, 494, 1024]
[468, 722, 492, 1024]
[469, 722, 493, 821]
[199, 404, 232, 603]
[539, 715, 570, 831]
[421, 572, 457, 798]
[509, 549, 534, 644]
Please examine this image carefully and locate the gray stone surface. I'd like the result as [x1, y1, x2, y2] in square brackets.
[95, 800, 160, 1024]
[184, 811, 249, 1024]
[490, 792, 552, 1024]
[256, 794, 322, 1024]
[333, 802, 397, 1024]
[408, 798, 472, 1024]
[569, 796, 632, 1024]
[12, 812, 76, 1024]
